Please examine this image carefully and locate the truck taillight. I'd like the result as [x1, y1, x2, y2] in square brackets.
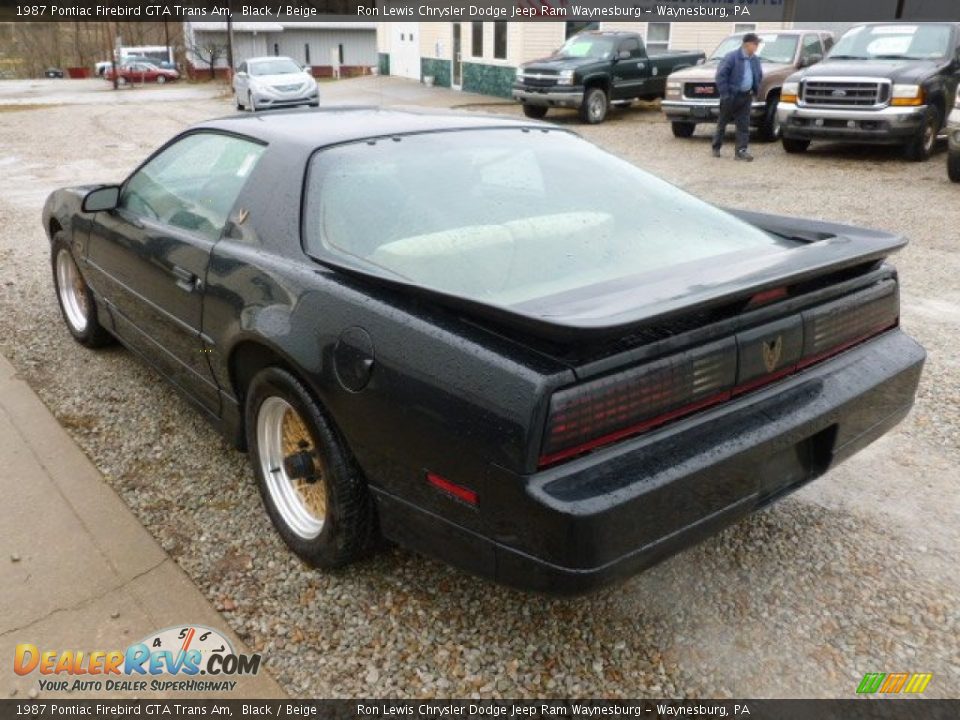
[539, 283, 900, 468]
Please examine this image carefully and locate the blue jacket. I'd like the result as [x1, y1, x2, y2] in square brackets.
[716, 49, 762, 98]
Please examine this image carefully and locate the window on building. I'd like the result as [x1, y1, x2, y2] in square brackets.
[472, 22, 484, 58]
[305, 43, 311, 65]
[646, 23, 671, 53]
[734, 23, 757, 35]
[565, 22, 599, 39]
[494, 22, 507, 59]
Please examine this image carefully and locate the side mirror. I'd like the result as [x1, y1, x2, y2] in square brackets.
[82, 185, 120, 213]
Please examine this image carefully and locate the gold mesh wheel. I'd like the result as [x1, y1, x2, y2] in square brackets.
[257, 396, 328, 539]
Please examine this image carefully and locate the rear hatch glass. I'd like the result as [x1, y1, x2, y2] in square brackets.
[303, 128, 798, 308]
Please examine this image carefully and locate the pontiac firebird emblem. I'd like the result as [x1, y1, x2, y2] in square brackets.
[762, 336, 783, 373]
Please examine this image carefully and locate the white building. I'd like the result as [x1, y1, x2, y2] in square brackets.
[376, 21, 796, 97]
[185, 21, 378, 78]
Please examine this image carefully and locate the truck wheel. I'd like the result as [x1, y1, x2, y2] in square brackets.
[782, 137, 810, 154]
[904, 107, 940, 162]
[580, 87, 609, 124]
[948, 148, 960, 183]
[522, 104, 548, 119]
[671, 122, 696, 138]
[759, 96, 782, 142]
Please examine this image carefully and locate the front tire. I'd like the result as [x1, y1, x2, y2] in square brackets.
[522, 104, 548, 119]
[245, 367, 374, 568]
[580, 86, 609, 124]
[782, 137, 810, 154]
[759, 96, 782, 142]
[949, 148, 960, 183]
[51, 234, 112, 348]
[671, 121, 696, 138]
[905, 107, 940, 162]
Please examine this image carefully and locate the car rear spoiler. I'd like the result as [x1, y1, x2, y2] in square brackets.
[317, 210, 907, 344]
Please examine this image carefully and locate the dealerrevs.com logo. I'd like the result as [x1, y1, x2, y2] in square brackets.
[14, 625, 262, 693]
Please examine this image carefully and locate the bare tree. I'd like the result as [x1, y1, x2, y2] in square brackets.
[188, 38, 228, 80]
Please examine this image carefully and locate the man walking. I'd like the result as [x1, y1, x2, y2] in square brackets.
[712, 33, 763, 161]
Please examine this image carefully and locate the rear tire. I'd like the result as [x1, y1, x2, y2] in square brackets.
[782, 137, 810, 154]
[51, 234, 112, 348]
[580, 86, 609, 124]
[904, 107, 940, 162]
[671, 121, 696, 138]
[522, 104, 548, 119]
[948, 148, 960, 183]
[245, 367, 375, 568]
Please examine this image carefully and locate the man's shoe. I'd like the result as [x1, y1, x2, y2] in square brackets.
[735, 150, 754, 162]
[712, 148, 721, 158]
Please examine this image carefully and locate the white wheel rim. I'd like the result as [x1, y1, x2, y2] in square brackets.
[157, 75, 166, 84]
[56, 249, 89, 334]
[257, 396, 327, 539]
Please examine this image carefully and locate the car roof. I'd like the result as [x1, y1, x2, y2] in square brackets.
[196, 107, 556, 150]
[245, 56, 297, 64]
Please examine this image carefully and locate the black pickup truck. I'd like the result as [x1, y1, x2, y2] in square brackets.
[778, 22, 960, 161]
[512, 31, 704, 124]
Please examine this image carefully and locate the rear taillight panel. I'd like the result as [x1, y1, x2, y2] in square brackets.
[539, 281, 899, 468]
[541, 340, 735, 466]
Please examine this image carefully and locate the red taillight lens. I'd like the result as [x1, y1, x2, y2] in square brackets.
[539, 282, 900, 468]
[540, 340, 736, 467]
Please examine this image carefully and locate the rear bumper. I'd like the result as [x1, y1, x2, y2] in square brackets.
[778, 102, 926, 144]
[662, 99, 767, 124]
[512, 86, 584, 108]
[376, 329, 924, 595]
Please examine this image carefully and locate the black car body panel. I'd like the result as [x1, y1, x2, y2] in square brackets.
[43, 108, 925, 593]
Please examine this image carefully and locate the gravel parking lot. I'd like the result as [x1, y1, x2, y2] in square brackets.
[0, 77, 958, 699]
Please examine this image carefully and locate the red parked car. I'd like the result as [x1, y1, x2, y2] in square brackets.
[104, 62, 179, 85]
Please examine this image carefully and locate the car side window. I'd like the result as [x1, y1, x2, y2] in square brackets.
[619, 38, 642, 58]
[119, 133, 266, 241]
[822, 35, 835, 53]
[802, 34, 823, 59]
[239, 62, 247, 74]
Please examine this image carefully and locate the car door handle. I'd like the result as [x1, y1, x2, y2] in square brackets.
[172, 266, 199, 292]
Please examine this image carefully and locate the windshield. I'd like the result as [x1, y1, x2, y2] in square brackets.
[249, 58, 302, 76]
[710, 34, 799, 64]
[303, 129, 795, 307]
[557, 35, 616, 60]
[828, 24, 953, 60]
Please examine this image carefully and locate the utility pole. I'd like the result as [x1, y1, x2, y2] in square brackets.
[226, 0, 236, 81]
[111, 24, 120, 90]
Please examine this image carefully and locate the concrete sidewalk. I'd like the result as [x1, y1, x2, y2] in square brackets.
[0, 353, 284, 699]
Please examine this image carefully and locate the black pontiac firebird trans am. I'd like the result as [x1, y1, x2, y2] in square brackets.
[43, 108, 925, 594]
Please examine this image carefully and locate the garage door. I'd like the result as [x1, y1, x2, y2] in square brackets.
[390, 23, 420, 80]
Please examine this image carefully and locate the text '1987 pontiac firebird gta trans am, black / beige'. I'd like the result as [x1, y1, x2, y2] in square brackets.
[43, 108, 925, 594]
